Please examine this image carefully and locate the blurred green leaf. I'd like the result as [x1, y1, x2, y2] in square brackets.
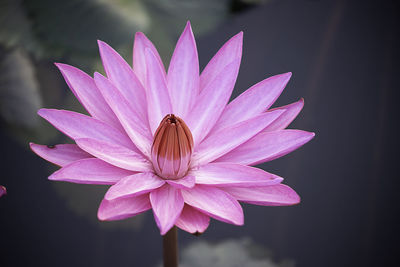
[0, 0, 41, 55]
[0, 47, 41, 129]
[21, 0, 143, 64]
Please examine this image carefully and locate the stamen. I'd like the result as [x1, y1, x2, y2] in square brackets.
[151, 114, 193, 179]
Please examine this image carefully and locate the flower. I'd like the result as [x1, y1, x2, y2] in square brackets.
[30, 22, 314, 235]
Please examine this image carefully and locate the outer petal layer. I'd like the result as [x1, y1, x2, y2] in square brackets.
[105, 172, 165, 200]
[167, 21, 199, 118]
[38, 109, 135, 150]
[186, 59, 241, 145]
[133, 32, 165, 86]
[175, 205, 210, 234]
[98, 194, 151, 221]
[150, 185, 185, 235]
[98, 41, 147, 120]
[200, 32, 243, 92]
[212, 73, 292, 133]
[264, 98, 304, 131]
[181, 185, 243, 225]
[49, 158, 132, 184]
[30, 143, 91, 167]
[55, 63, 122, 131]
[193, 110, 284, 165]
[216, 130, 315, 165]
[191, 163, 283, 187]
[223, 184, 300, 206]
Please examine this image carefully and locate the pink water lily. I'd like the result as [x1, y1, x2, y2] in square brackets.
[30, 22, 314, 235]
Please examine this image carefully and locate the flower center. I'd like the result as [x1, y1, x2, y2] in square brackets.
[151, 114, 193, 180]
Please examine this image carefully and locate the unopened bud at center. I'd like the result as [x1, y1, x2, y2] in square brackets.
[151, 114, 193, 179]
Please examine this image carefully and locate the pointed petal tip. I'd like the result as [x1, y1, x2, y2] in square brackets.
[37, 108, 55, 119]
[181, 21, 195, 38]
[93, 71, 103, 80]
[54, 62, 63, 68]
[54, 62, 71, 70]
[154, 214, 174, 236]
[160, 226, 172, 236]
[54, 63, 70, 76]
[301, 130, 316, 139]
[236, 31, 244, 39]
[37, 108, 46, 117]
[97, 40, 112, 54]
[97, 205, 107, 221]
[224, 32, 243, 49]
[277, 71, 292, 81]
[29, 142, 41, 154]
[104, 192, 116, 201]
[135, 31, 145, 39]
[48, 172, 58, 181]
[97, 39, 105, 46]
[97, 200, 110, 221]
[97, 214, 106, 221]
[285, 189, 301, 205]
[29, 142, 38, 154]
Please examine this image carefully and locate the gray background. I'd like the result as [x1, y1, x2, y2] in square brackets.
[1, 0, 399, 266]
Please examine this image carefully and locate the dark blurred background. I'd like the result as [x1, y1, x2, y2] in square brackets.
[1, 0, 399, 266]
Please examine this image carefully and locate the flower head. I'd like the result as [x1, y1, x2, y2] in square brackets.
[30, 22, 314, 235]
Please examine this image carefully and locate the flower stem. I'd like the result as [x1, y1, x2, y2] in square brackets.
[163, 226, 178, 267]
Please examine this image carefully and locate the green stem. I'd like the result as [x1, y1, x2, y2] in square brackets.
[163, 226, 178, 267]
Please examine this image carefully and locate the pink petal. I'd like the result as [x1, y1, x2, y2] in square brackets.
[105, 172, 165, 200]
[167, 21, 199, 119]
[193, 109, 284, 165]
[212, 73, 292, 133]
[49, 158, 133, 184]
[133, 32, 165, 86]
[186, 59, 241, 146]
[75, 138, 151, 172]
[175, 205, 210, 234]
[0, 185, 6, 198]
[55, 63, 122, 130]
[223, 184, 300, 206]
[166, 175, 195, 189]
[145, 48, 172, 135]
[98, 194, 151, 221]
[150, 185, 184, 235]
[98, 40, 147, 120]
[94, 73, 152, 155]
[264, 98, 304, 131]
[181, 185, 243, 225]
[191, 163, 283, 187]
[216, 130, 315, 165]
[200, 32, 243, 92]
[38, 109, 135, 150]
[30, 143, 91, 167]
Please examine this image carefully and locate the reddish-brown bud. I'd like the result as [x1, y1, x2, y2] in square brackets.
[151, 114, 193, 179]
